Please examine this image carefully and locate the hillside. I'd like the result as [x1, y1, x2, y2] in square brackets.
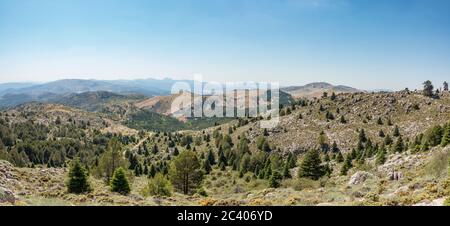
[282, 82, 360, 99]
[1, 89, 449, 206]
[52, 91, 145, 112]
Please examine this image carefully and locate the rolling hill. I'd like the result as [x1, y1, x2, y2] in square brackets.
[282, 82, 361, 99]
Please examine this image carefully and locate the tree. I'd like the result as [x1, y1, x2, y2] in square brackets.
[151, 144, 159, 154]
[340, 155, 353, 176]
[282, 164, 291, 178]
[67, 159, 90, 194]
[384, 134, 393, 146]
[393, 136, 405, 153]
[96, 138, 128, 182]
[207, 149, 216, 165]
[269, 171, 283, 188]
[379, 129, 385, 137]
[387, 118, 393, 126]
[423, 125, 444, 147]
[377, 117, 383, 125]
[144, 173, 172, 197]
[202, 158, 212, 174]
[325, 111, 335, 120]
[441, 123, 450, 147]
[331, 141, 339, 153]
[148, 164, 157, 178]
[297, 149, 323, 180]
[330, 92, 337, 101]
[336, 152, 344, 163]
[359, 129, 367, 143]
[376, 145, 387, 165]
[169, 151, 203, 195]
[393, 125, 400, 137]
[340, 115, 347, 124]
[423, 80, 434, 97]
[444, 81, 449, 92]
[110, 167, 131, 195]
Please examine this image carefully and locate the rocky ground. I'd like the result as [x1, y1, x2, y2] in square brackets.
[1, 146, 448, 206]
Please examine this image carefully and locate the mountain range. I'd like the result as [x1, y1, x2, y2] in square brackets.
[0, 79, 361, 108]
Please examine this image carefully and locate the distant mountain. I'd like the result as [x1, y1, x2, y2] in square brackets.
[52, 91, 146, 112]
[0, 78, 194, 107]
[282, 82, 361, 98]
[135, 90, 295, 119]
[0, 82, 37, 96]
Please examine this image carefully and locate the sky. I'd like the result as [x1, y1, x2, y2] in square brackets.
[0, 0, 449, 90]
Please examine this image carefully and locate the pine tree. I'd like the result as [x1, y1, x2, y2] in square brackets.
[148, 164, 156, 178]
[384, 134, 393, 146]
[97, 137, 127, 182]
[443, 81, 448, 91]
[340, 155, 353, 176]
[423, 80, 434, 97]
[331, 141, 339, 153]
[326, 111, 335, 120]
[379, 129, 385, 137]
[359, 129, 367, 143]
[143, 164, 149, 175]
[330, 92, 336, 101]
[297, 149, 323, 180]
[441, 123, 450, 147]
[207, 149, 216, 165]
[393, 136, 405, 153]
[377, 117, 383, 125]
[67, 159, 90, 194]
[169, 150, 203, 195]
[393, 125, 400, 137]
[336, 152, 344, 163]
[387, 118, 393, 126]
[287, 153, 297, 168]
[202, 158, 212, 174]
[421, 140, 430, 151]
[376, 145, 387, 165]
[282, 164, 291, 178]
[110, 167, 131, 195]
[269, 171, 283, 188]
[428, 125, 444, 146]
[340, 115, 347, 124]
[152, 144, 159, 154]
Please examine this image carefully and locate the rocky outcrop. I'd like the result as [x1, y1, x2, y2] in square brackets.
[0, 186, 15, 204]
[348, 171, 373, 185]
[413, 198, 446, 206]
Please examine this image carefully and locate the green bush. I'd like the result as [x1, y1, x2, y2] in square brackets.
[144, 173, 172, 197]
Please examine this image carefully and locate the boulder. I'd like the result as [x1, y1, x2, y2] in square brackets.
[413, 198, 445, 206]
[348, 171, 373, 185]
[0, 186, 16, 204]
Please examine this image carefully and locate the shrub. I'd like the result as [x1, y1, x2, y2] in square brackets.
[144, 173, 172, 197]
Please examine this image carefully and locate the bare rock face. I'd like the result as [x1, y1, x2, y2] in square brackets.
[413, 198, 446, 206]
[0, 186, 16, 204]
[348, 171, 373, 185]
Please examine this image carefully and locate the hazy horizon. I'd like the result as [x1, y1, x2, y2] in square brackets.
[1, 0, 449, 90]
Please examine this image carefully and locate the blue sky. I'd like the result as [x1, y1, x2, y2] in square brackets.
[0, 0, 449, 90]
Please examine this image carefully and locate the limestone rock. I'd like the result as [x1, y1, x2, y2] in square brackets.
[348, 171, 373, 185]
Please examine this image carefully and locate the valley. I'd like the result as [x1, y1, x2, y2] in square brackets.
[0, 79, 449, 206]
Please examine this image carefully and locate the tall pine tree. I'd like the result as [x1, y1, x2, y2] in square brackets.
[297, 149, 323, 180]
